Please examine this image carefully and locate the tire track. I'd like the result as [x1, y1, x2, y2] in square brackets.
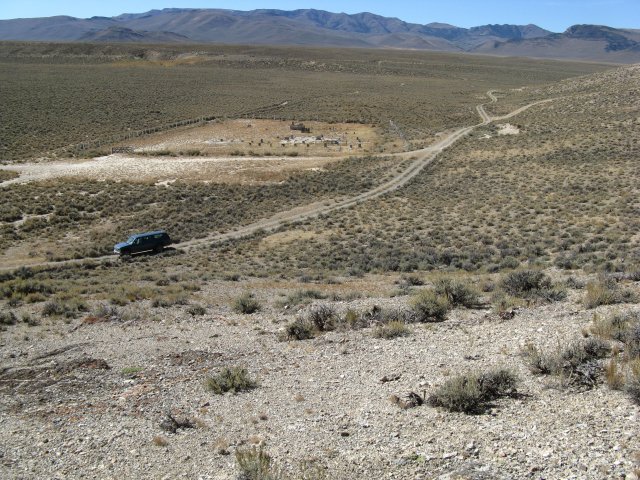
[1, 92, 553, 272]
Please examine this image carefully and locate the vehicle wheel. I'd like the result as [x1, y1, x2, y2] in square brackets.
[154, 245, 163, 254]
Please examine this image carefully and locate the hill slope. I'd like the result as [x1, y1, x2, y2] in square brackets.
[1, 8, 553, 52]
[2, 9, 638, 62]
[474, 24, 640, 63]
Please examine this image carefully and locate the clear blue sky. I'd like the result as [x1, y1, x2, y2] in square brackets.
[0, 1, 638, 32]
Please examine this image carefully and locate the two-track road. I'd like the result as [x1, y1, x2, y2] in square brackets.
[1, 91, 553, 272]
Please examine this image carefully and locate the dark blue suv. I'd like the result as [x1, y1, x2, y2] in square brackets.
[113, 230, 171, 256]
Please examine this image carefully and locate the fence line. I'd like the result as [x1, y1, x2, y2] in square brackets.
[50, 114, 218, 156]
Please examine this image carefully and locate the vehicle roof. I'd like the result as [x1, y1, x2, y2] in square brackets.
[130, 230, 167, 238]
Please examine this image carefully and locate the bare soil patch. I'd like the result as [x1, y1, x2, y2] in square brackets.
[1, 154, 344, 186]
[126, 118, 381, 157]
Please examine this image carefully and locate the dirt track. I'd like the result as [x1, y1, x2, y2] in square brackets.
[1, 92, 553, 272]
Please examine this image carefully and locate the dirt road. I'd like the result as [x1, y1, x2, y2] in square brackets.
[1, 92, 552, 271]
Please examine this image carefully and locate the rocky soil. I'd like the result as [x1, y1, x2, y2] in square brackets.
[1, 276, 639, 479]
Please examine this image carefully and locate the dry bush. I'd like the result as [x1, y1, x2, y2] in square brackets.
[427, 369, 517, 414]
[205, 367, 257, 395]
[411, 290, 451, 322]
[373, 320, 410, 339]
[233, 292, 262, 314]
[584, 279, 638, 309]
[235, 445, 283, 480]
[521, 338, 610, 389]
[284, 318, 315, 341]
[434, 277, 480, 307]
[307, 304, 337, 332]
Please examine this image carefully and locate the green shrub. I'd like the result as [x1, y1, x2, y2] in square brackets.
[434, 278, 480, 308]
[500, 270, 566, 302]
[284, 318, 315, 340]
[411, 290, 450, 322]
[205, 367, 257, 395]
[42, 298, 88, 318]
[232, 292, 262, 314]
[427, 368, 517, 414]
[373, 320, 410, 339]
[235, 445, 283, 480]
[501, 270, 551, 296]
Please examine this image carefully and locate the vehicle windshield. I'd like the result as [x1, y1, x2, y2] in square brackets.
[126, 235, 137, 244]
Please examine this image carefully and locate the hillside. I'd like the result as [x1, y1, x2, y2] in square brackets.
[474, 24, 640, 63]
[78, 26, 190, 43]
[2, 8, 638, 62]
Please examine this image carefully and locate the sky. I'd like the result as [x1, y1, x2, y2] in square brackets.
[0, 0, 638, 32]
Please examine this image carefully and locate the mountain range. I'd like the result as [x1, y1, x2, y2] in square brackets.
[1, 8, 639, 63]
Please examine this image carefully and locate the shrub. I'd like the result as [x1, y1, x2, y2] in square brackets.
[500, 270, 566, 302]
[205, 367, 257, 395]
[427, 368, 517, 414]
[152, 293, 189, 308]
[307, 304, 337, 332]
[373, 320, 410, 339]
[284, 318, 315, 341]
[0, 311, 17, 325]
[187, 304, 207, 316]
[501, 270, 551, 295]
[522, 338, 610, 389]
[233, 292, 262, 314]
[583, 279, 638, 309]
[411, 290, 450, 322]
[235, 445, 283, 480]
[42, 298, 88, 318]
[627, 375, 640, 406]
[434, 278, 480, 308]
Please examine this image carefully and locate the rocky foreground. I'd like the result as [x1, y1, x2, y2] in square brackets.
[1, 275, 639, 479]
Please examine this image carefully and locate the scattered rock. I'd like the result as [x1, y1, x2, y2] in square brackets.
[390, 392, 424, 409]
[380, 373, 401, 383]
[159, 413, 195, 434]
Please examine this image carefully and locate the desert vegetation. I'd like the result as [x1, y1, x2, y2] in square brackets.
[1, 43, 639, 480]
[209, 66, 640, 278]
[0, 42, 607, 161]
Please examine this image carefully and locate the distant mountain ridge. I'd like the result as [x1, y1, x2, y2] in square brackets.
[0, 8, 638, 62]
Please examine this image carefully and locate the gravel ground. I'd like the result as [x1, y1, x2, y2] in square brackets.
[1, 279, 639, 479]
